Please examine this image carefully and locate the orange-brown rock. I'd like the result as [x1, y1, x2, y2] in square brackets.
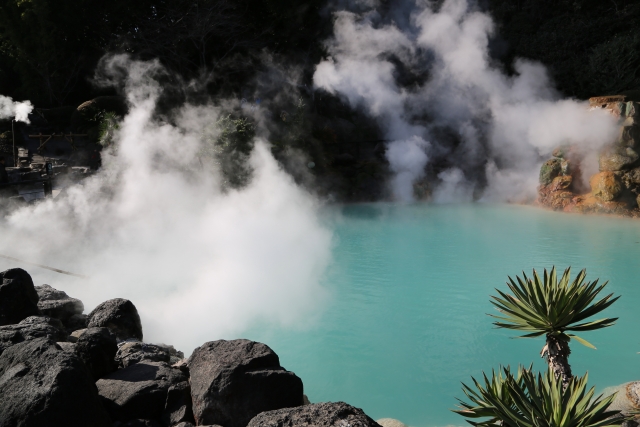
[590, 171, 622, 202]
[538, 176, 574, 210]
[569, 194, 629, 215]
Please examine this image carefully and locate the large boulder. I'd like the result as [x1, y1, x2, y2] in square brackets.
[36, 284, 84, 323]
[0, 338, 111, 427]
[591, 171, 622, 202]
[188, 339, 304, 427]
[0, 268, 40, 325]
[246, 402, 381, 427]
[96, 360, 193, 425]
[603, 381, 640, 426]
[88, 298, 143, 341]
[116, 341, 183, 368]
[0, 315, 66, 355]
[75, 327, 118, 381]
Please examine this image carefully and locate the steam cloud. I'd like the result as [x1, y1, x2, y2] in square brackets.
[0, 0, 624, 353]
[0, 57, 333, 354]
[314, 0, 619, 202]
[0, 95, 33, 123]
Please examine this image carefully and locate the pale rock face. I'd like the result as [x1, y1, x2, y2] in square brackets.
[603, 381, 640, 415]
[377, 418, 409, 427]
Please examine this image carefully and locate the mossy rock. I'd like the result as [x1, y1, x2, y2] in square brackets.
[539, 158, 562, 185]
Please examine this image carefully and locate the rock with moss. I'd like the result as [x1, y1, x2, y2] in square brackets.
[539, 158, 562, 185]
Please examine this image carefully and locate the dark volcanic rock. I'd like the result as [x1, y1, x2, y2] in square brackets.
[162, 380, 195, 426]
[247, 402, 381, 427]
[19, 314, 66, 332]
[116, 341, 172, 368]
[188, 339, 304, 427]
[0, 315, 67, 355]
[96, 361, 191, 424]
[66, 313, 88, 332]
[0, 268, 40, 326]
[75, 327, 118, 380]
[88, 298, 143, 341]
[0, 338, 111, 427]
[36, 284, 84, 323]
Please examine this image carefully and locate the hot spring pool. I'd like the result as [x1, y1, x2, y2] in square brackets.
[245, 203, 640, 427]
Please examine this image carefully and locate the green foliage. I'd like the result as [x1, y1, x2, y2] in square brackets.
[271, 97, 309, 153]
[456, 366, 624, 427]
[98, 112, 121, 148]
[456, 366, 521, 426]
[202, 115, 256, 189]
[215, 115, 255, 155]
[489, 267, 619, 347]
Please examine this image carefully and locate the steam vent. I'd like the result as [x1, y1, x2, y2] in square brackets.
[538, 94, 640, 216]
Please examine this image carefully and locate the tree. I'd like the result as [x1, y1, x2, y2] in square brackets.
[489, 267, 618, 388]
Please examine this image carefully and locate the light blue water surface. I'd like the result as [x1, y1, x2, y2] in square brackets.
[246, 203, 640, 427]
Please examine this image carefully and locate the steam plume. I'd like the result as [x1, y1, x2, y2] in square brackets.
[314, 0, 619, 202]
[0, 56, 333, 354]
[0, 95, 33, 123]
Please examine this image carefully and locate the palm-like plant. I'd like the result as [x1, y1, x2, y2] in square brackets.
[455, 366, 624, 427]
[489, 267, 619, 388]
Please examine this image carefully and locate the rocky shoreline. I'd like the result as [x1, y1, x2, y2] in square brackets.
[0, 267, 388, 427]
[538, 95, 640, 218]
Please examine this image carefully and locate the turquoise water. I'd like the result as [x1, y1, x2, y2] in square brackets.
[247, 204, 640, 427]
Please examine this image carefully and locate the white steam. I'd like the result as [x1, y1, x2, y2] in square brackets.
[0, 95, 33, 123]
[314, 0, 619, 202]
[0, 57, 333, 354]
[386, 136, 429, 201]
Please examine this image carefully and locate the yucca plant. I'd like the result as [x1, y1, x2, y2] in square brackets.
[454, 366, 524, 427]
[489, 267, 619, 388]
[455, 366, 624, 427]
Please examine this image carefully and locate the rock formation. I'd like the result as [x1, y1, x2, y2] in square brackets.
[0, 315, 66, 355]
[538, 95, 640, 216]
[0, 268, 40, 325]
[75, 327, 118, 380]
[188, 339, 304, 427]
[88, 298, 144, 341]
[96, 360, 191, 424]
[36, 283, 84, 324]
[246, 402, 382, 427]
[0, 338, 111, 427]
[0, 266, 377, 427]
